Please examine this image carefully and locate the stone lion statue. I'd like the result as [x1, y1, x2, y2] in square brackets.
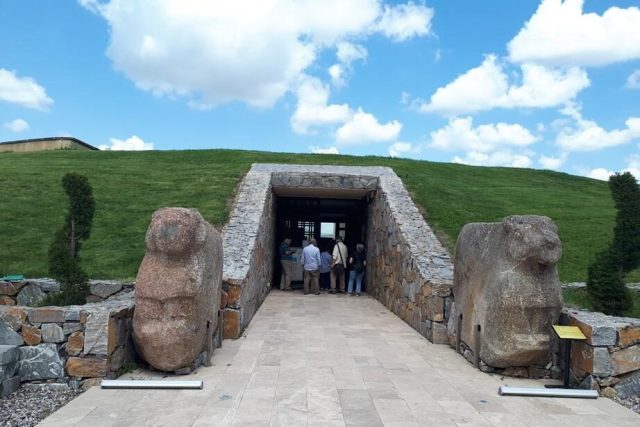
[452, 215, 563, 368]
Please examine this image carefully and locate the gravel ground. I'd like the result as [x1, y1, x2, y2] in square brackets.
[614, 394, 640, 415]
[0, 385, 82, 427]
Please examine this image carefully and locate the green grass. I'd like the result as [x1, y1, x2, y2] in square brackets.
[0, 149, 618, 282]
[563, 287, 640, 318]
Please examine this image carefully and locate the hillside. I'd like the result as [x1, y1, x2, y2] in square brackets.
[0, 149, 617, 282]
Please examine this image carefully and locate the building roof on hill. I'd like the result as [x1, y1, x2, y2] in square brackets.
[0, 136, 99, 151]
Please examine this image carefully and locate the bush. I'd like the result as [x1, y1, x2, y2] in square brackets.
[47, 173, 95, 305]
[587, 172, 638, 315]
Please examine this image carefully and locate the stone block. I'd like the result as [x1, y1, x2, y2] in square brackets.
[226, 285, 241, 307]
[0, 321, 24, 346]
[86, 295, 103, 303]
[108, 316, 117, 356]
[28, 307, 65, 323]
[18, 343, 64, 380]
[0, 361, 17, 382]
[0, 307, 27, 331]
[0, 296, 15, 305]
[567, 311, 617, 346]
[431, 322, 449, 344]
[223, 309, 240, 339]
[63, 322, 82, 335]
[619, 325, 640, 347]
[220, 290, 228, 308]
[66, 357, 107, 378]
[0, 282, 19, 296]
[82, 378, 101, 390]
[0, 345, 19, 365]
[41, 323, 65, 343]
[83, 310, 109, 356]
[21, 324, 42, 346]
[572, 341, 612, 377]
[109, 347, 125, 372]
[64, 309, 81, 322]
[67, 331, 84, 356]
[426, 296, 444, 322]
[90, 282, 122, 299]
[615, 370, 640, 399]
[1, 376, 20, 397]
[611, 345, 640, 376]
[16, 284, 45, 306]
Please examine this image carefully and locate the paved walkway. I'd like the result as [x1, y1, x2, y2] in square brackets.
[41, 291, 639, 426]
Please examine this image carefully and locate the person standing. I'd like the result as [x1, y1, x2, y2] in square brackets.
[330, 236, 348, 294]
[319, 244, 332, 291]
[279, 237, 293, 291]
[301, 238, 321, 295]
[348, 243, 366, 296]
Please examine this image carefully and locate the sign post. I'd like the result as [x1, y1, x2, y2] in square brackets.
[546, 325, 587, 389]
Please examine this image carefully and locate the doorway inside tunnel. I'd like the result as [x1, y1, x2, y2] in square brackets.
[273, 189, 373, 290]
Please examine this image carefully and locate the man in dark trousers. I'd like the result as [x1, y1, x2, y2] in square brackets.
[279, 237, 293, 291]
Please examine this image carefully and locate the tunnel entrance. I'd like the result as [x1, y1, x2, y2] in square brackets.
[273, 188, 373, 289]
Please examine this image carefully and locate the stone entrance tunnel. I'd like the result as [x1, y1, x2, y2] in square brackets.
[221, 164, 454, 343]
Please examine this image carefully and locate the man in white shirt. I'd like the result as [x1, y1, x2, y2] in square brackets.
[330, 236, 348, 294]
[301, 238, 321, 295]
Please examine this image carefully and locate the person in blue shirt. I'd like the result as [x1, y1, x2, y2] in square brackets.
[319, 244, 332, 291]
[279, 237, 293, 291]
[301, 238, 321, 295]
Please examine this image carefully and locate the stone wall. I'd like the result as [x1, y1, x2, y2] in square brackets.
[0, 290, 135, 395]
[566, 309, 640, 398]
[367, 174, 454, 344]
[221, 164, 454, 343]
[221, 167, 275, 339]
[0, 278, 133, 306]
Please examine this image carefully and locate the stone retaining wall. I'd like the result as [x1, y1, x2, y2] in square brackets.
[565, 309, 640, 398]
[367, 174, 454, 343]
[0, 290, 135, 395]
[221, 164, 454, 342]
[0, 278, 133, 306]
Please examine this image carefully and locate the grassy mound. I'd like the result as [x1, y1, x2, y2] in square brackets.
[0, 149, 617, 282]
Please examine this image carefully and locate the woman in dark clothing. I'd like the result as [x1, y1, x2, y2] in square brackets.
[347, 243, 366, 296]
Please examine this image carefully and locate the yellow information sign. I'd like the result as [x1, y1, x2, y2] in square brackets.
[553, 325, 587, 340]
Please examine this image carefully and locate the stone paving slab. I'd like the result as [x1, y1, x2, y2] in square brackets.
[40, 291, 640, 426]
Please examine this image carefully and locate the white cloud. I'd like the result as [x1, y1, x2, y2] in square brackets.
[508, 0, 640, 67]
[388, 142, 413, 157]
[0, 69, 53, 111]
[627, 70, 640, 89]
[3, 118, 30, 133]
[98, 135, 154, 151]
[555, 105, 640, 152]
[290, 76, 351, 134]
[539, 154, 565, 170]
[420, 55, 589, 116]
[586, 168, 615, 181]
[329, 42, 368, 87]
[310, 145, 339, 154]
[624, 154, 640, 179]
[429, 116, 537, 153]
[335, 108, 402, 146]
[453, 151, 533, 168]
[375, 2, 434, 42]
[82, 0, 431, 109]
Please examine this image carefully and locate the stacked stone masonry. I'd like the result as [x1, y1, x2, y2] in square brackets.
[566, 309, 640, 398]
[0, 281, 135, 394]
[221, 164, 454, 341]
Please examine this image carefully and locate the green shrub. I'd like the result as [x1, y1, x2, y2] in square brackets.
[586, 248, 631, 315]
[47, 173, 95, 305]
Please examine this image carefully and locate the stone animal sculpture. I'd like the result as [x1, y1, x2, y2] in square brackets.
[452, 215, 563, 368]
[133, 208, 222, 372]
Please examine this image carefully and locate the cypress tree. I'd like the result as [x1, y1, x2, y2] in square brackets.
[47, 173, 95, 305]
[586, 172, 637, 316]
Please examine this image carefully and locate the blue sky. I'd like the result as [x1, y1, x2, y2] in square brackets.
[1, 0, 639, 180]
